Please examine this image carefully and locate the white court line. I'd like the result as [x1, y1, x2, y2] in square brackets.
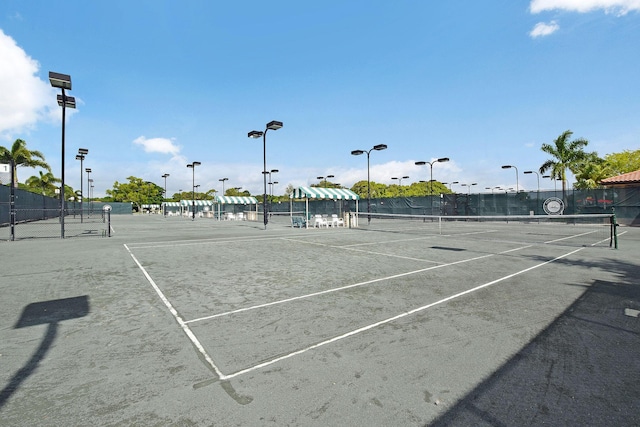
[544, 229, 600, 244]
[124, 244, 226, 380]
[126, 234, 298, 250]
[281, 237, 444, 264]
[185, 245, 534, 324]
[221, 246, 584, 380]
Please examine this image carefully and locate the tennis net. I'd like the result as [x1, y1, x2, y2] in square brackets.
[350, 212, 618, 248]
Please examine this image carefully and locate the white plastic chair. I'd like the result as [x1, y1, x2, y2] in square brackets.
[331, 214, 344, 227]
[314, 214, 328, 228]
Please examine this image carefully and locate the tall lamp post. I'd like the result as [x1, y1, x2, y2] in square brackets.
[524, 170, 540, 214]
[89, 180, 94, 212]
[85, 168, 92, 217]
[248, 120, 283, 230]
[317, 174, 335, 188]
[415, 158, 449, 195]
[162, 173, 170, 216]
[219, 177, 229, 196]
[187, 161, 201, 220]
[416, 158, 449, 215]
[351, 144, 387, 224]
[49, 72, 76, 238]
[501, 165, 519, 193]
[461, 183, 477, 215]
[391, 175, 409, 196]
[269, 169, 279, 202]
[75, 148, 88, 222]
[543, 175, 558, 197]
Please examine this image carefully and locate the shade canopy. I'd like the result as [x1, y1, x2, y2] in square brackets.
[180, 200, 215, 206]
[291, 186, 360, 200]
[215, 195, 259, 204]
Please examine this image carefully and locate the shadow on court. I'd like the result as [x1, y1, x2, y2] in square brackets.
[0, 296, 90, 409]
[430, 257, 640, 427]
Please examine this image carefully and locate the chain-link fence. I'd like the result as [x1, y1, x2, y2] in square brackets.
[0, 186, 129, 241]
[273, 187, 639, 226]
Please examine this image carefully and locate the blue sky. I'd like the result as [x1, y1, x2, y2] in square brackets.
[1, 1, 639, 197]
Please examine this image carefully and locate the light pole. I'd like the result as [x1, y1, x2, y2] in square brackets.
[269, 169, 279, 203]
[543, 175, 558, 197]
[317, 174, 335, 188]
[416, 157, 449, 215]
[187, 161, 201, 220]
[502, 165, 519, 193]
[162, 173, 170, 216]
[351, 144, 387, 224]
[76, 148, 88, 222]
[415, 158, 449, 195]
[219, 177, 229, 196]
[442, 181, 458, 191]
[461, 183, 477, 215]
[85, 168, 92, 216]
[391, 175, 409, 196]
[49, 72, 76, 238]
[89, 180, 94, 211]
[461, 183, 477, 195]
[248, 120, 283, 230]
[524, 170, 540, 214]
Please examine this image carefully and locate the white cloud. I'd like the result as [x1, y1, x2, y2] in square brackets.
[0, 29, 58, 140]
[133, 136, 181, 156]
[529, 20, 560, 37]
[530, 0, 640, 16]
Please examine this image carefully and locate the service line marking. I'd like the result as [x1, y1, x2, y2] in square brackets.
[220, 246, 583, 380]
[185, 244, 534, 325]
[124, 244, 225, 380]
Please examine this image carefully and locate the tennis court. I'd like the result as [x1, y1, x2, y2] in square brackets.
[2, 214, 639, 425]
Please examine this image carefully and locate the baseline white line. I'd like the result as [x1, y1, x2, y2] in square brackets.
[221, 246, 584, 380]
[124, 244, 226, 379]
[126, 234, 295, 250]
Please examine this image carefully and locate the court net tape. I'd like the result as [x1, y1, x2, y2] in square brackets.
[350, 212, 618, 248]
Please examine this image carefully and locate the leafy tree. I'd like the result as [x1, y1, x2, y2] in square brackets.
[604, 149, 640, 175]
[351, 180, 387, 199]
[574, 157, 612, 189]
[311, 180, 342, 189]
[0, 139, 51, 187]
[539, 130, 590, 203]
[106, 176, 164, 211]
[226, 187, 250, 197]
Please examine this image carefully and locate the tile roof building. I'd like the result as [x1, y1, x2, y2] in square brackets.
[600, 169, 640, 187]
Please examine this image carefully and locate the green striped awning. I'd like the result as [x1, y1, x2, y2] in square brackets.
[215, 196, 259, 204]
[162, 202, 182, 207]
[180, 200, 215, 206]
[291, 186, 359, 200]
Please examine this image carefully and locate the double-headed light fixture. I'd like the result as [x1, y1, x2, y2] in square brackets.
[248, 120, 283, 230]
[187, 162, 201, 220]
[351, 144, 387, 224]
[49, 71, 76, 238]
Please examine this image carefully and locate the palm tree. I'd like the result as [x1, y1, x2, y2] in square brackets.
[539, 130, 589, 203]
[0, 139, 51, 187]
[25, 171, 60, 197]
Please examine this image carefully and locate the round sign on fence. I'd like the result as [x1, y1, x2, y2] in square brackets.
[543, 197, 564, 215]
[103, 205, 112, 212]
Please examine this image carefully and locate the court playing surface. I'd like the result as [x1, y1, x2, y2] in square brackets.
[2, 214, 639, 425]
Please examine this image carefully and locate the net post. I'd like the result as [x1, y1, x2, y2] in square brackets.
[611, 209, 618, 249]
